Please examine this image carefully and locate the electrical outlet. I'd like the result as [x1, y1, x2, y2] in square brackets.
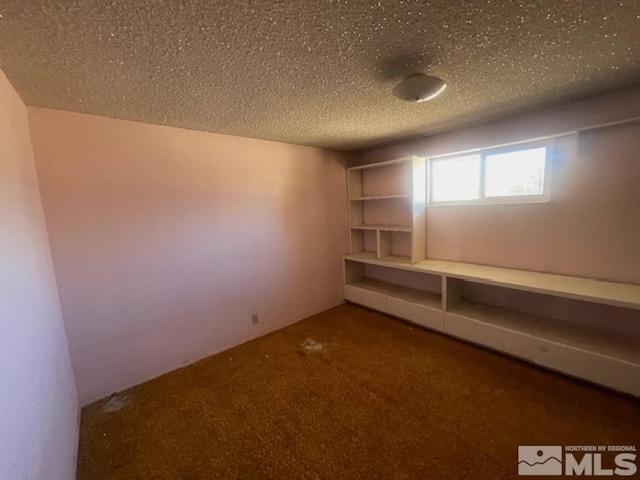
[251, 314, 259, 325]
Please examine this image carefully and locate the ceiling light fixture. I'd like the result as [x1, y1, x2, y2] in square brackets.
[392, 74, 446, 103]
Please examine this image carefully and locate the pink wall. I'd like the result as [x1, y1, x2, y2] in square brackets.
[28, 108, 349, 405]
[357, 87, 640, 285]
[0, 72, 78, 480]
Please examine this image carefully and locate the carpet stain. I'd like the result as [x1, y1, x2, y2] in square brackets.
[78, 304, 640, 480]
[101, 394, 131, 413]
[299, 337, 324, 354]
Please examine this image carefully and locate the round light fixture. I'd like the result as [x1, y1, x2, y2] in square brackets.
[392, 74, 446, 102]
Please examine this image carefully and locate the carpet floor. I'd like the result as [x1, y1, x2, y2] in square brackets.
[78, 304, 640, 479]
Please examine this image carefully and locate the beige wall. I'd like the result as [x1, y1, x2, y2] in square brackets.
[0, 72, 78, 480]
[357, 87, 640, 285]
[29, 108, 349, 405]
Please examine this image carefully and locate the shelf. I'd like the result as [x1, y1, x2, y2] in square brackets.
[350, 224, 413, 233]
[348, 157, 412, 171]
[379, 254, 411, 263]
[345, 251, 413, 265]
[449, 301, 640, 364]
[350, 194, 411, 201]
[444, 301, 640, 396]
[345, 277, 444, 331]
[346, 155, 425, 263]
[347, 252, 411, 264]
[347, 277, 441, 310]
[344, 252, 640, 310]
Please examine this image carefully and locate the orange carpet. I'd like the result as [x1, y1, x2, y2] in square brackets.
[78, 304, 640, 479]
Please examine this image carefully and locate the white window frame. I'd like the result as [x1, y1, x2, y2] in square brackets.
[428, 139, 553, 207]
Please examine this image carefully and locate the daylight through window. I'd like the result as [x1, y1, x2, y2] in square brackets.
[429, 141, 550, 205]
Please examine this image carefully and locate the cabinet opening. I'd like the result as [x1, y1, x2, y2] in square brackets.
[364, 265, 441, 296]
[362, 197, 412, 228]
[378, 231, 411, 259]
[344, 261, 442, 311]
[444, 278, 640, 345]
[361, 163, 411, 198]
[350, 229, 377, 255]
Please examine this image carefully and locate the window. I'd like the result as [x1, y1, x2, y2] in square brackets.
[428, 141, 551, 205]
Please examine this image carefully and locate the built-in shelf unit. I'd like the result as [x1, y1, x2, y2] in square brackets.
[344, 158, 640, 398]
[347, 156, 426, 263]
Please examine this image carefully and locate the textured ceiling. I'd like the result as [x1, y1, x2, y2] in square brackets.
[1, 1, 640, 151]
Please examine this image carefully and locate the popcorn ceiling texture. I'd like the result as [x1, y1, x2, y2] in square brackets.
[1, 0, 639, 150]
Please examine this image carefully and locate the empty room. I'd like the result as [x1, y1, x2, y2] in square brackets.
[2, 1, 640, 479]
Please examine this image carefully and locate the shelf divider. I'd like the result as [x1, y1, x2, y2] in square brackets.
[442, 276, 463, 312]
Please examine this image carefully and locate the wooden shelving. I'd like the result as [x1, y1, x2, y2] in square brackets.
[345, 276, 443, 331]
[347, 277, 441, 310]
[343, 155, 640, 397]
[347, 156, 426, 263]
[346, 251, 412, 265]
[350, 194, 412, 201]
[344, 251, 640, 310]
[344, 256, 640, 396]
[351, 224, 413, 233]
[448, 301, 640, 363]
[445, 301, 640, 396]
